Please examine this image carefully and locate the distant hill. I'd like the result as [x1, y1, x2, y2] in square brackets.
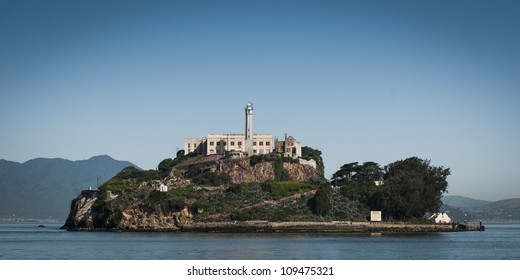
[441, 195, 520, 222]
[474, 198, 520, 221]
[479, 198, 520, 210]
[442, 195, 490, 209]
[0, 155, 137, 221]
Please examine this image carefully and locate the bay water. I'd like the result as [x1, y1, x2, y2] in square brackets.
[1, 223, 519, 260]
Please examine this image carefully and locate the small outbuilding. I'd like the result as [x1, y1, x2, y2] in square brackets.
[429, 213, 452, 224]
[370, 211, 382, 222]
[158, 183, 168, 193]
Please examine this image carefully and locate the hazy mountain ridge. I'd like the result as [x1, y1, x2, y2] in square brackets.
[479, 198, 520, 210]
[441, 195, 520, 222]
[441, 195, 491, 209]
[0, 155, 137, 221]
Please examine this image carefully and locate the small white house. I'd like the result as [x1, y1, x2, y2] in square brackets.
[430, 213, 452, 224]
[158, 183, 168, 193]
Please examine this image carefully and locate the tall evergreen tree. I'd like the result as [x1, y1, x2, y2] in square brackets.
[312, 184, 332, 216]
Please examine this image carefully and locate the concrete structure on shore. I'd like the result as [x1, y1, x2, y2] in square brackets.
[184, 103, 302, 158]
[370, 211, 382, 222]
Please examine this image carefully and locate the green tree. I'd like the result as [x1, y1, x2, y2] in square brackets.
[332, 162, 359, 186]
[302, 146, 325, 177]
[355, 161, 384, 182]
[332, 161, 383, 205]
[311, 184, 332, 216]
[370, 157, 450, 220]
[158, 158, 175, 177]
[332, 161, 383, 186]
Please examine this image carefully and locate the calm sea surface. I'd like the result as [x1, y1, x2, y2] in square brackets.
[1, 223, 519, 260]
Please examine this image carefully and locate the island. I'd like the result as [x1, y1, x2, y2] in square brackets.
[62, 150, 480, 233]
[62, 104, 480, 233]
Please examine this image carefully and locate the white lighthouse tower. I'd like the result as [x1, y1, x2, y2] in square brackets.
[244, 103, 254, 156]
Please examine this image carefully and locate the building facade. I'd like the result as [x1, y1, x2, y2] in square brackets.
[184, 133, 273, 156]
[275, 134, 302, 158]
[184, 103, 301, 158]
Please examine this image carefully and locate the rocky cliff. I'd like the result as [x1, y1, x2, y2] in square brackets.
[63, 190, 98, 229]
[62, 189, 193, 231]
[223, 158, 321, 184]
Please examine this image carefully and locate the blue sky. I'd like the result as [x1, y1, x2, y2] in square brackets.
[1, 0, 519, 201]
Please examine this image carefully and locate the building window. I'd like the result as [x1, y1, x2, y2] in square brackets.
[210, 142, 214, 146]
[194, 143, 197, 148]
[188, 143, 191, 148]
[223, 141, 226, 146]
[259, 141, 264, 146]
[266, 142, 270, 146]
[217, 142, 221, 146]
[253, 142, 257, 146]
[231, 141, 235, 146]
[210, 149, 214, 153]
[238, 141, 242, 146]
[253, 150, 257, 154]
